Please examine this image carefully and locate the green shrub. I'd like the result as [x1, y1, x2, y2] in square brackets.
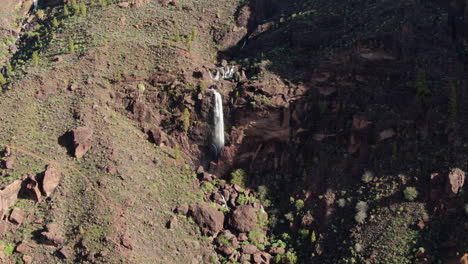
[257, 185, 268, 201]
[137, 82, 145, 93]
[52, 17, 59, 27]
[186, 40, 192, 53]
[354, 211, 367, 224]
[32, 51, 39, 66]
[201, 182, 214, 192]
[355, 201, 368, 212]
[182, 108, 190, 132]
[248, 227, 266, 247]
[79, 2, 87, 16]
[0, 241, 14, 258]
[63, 5, 70, 16]
[284, 212, 294, 222]
[361, 171, 373, 183]
[99, 0, 107, 7]
[337, 198, 346, 208]
[295, 199, 304, 211]
[175, 29, 181, 42]
[403, 187, 418, 201]
[189, 27, 197, 41]
[275, 250, 298, 264]
[0, 73, 6, 85]
[68, 37, 75, 53]
[230, 169, 246, 188]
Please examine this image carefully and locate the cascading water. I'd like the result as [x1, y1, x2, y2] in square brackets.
[33, 0, 38, 11]
[210, 87, 224, 157]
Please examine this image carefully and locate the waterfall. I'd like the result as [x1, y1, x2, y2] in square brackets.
[33, 0, 38, 11]
[210, 88, 224, 156]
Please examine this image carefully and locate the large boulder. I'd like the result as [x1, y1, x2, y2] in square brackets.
[229, 205, 257, 232]
[70, 127, 93, 158]
[447, 168, 465, 197]
[190, 205, 225, 236]
[0, 180, 22, 219]
[41, 223, 65, 246]
[42, 166, 62, 197]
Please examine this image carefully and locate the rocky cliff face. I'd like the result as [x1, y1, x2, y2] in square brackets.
[0, 0, 466, 263]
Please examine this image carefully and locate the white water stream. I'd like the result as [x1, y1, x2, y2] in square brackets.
[210, 88, 224, 156]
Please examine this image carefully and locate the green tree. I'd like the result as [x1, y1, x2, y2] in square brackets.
[68, 37, 75, 53]
[32, 51, 39, 66]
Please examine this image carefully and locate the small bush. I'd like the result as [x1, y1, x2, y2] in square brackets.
[337, 198, 346, 208]
[295, 199, 304, 211]
[32, 51, 39, 66]
[201, 182, 214, 192]
[355, 201, 368, 212]
[137, 82, 145, 93]
[230, 169, 246, 188]
[284, 212, 294, 222]
[361, 171, 373, 183]
[189, 27, 197, 41]
[182, 108, 190, 132]
[354, 211, 367, 224]
[52, 17, 59, 27]
[257, 185, 268, 201]
[174, 29, 181, 42]
[403, 187, 418, 201]
[68, 37, 75, 53]
[99, 0, 107, 7]
[79, 2, 87, 16]
[63, 5, 70, 16]
[0, 73, 6, 85]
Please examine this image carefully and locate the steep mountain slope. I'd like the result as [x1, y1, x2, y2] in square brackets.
[0, 0, 466, 264]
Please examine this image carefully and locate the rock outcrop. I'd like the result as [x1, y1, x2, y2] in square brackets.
[41, 166, 62, 197]
[446, 168, 465, 197]
[70, 127, 93, 158]
[229, 205, 257, 232]
[189, 205, 225, 236]
[0, 180, 22, 219]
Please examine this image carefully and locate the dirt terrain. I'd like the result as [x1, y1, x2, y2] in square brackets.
[0, 0, 466, 263]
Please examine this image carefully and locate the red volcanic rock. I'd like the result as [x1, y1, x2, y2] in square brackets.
[71, 127, 93, 158]
[190, 205, 225, 236]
